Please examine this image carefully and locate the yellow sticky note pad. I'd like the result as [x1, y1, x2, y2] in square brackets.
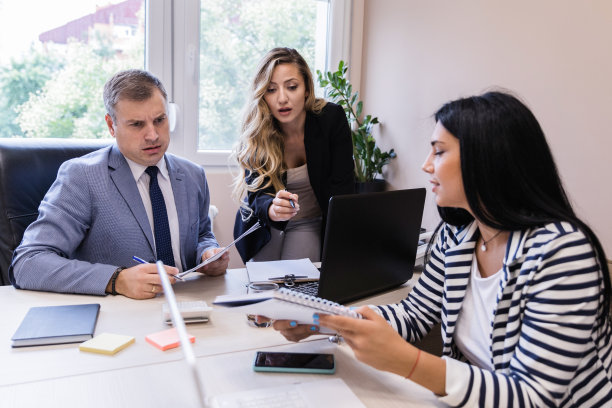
[79, 333, 135, 355]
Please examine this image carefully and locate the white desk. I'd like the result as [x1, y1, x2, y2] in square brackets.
[0, 269, 443, 408]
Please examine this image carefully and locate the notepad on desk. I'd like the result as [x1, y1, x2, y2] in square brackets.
[79, 333, 135, 355]
[11, 303, 100, 348]
[145, 328, 195, 351]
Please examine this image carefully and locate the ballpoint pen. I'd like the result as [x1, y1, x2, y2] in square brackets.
[268, 274, 311, 287]
[268, 275, 308, 281]
[283, 189, 295, 208]
[132, 256, 184, 281]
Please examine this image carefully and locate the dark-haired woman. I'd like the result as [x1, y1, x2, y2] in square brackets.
[273, 91, 612, 406]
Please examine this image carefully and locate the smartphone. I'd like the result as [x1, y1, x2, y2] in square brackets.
[253, 351, 336, 374]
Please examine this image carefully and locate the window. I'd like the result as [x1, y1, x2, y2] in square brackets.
[150, 0, 352, 166]
[198, 0, 329, 151]
[0, 0, 145, 139]
[0, 0, 351, 166]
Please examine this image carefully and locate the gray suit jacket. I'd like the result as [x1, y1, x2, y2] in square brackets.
[9, 144, 218, 295]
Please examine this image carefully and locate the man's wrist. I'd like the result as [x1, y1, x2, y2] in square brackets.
[109, 266, 126, 295]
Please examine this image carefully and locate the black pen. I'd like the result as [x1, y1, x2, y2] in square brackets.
[268, 275, 308, 280]
[284, 189, 295, 208]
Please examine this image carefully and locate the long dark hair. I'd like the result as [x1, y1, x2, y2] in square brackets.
[430, 91, 610, 318]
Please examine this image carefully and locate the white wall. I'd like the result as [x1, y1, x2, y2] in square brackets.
[358, 0, 612, 257]
[205, 170, 243, 268]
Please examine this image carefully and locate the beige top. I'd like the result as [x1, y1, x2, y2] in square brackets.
[286, 164, 321, 220]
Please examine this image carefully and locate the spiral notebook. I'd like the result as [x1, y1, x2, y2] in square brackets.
[213, 288, 362, 328]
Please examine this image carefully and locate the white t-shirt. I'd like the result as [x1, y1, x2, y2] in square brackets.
[453, 257, 502, 370]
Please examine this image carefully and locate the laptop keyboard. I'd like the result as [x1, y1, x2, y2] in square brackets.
[285, 281, 319, 296]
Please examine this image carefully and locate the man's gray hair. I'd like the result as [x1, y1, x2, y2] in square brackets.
[103, 69, 167, 121]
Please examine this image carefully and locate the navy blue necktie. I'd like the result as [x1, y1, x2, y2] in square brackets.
[145, 166, 175, 267]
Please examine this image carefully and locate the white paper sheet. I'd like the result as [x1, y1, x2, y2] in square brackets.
[177, 221, 261, 278]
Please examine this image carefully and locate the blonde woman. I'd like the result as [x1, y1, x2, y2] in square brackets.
[232, 48, 354, 263]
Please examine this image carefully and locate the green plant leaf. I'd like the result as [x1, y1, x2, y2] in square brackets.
[318, 60, 395, 181]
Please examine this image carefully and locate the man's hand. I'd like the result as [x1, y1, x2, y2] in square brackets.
[107, 263, 178, 299]
[197, 248, 229, 276]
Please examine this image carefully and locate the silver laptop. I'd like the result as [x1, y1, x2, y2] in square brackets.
[155, 262, 365, 408]
[156, 261, 208, 407]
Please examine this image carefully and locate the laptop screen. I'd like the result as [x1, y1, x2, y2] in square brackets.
[317, 188, 426, 303]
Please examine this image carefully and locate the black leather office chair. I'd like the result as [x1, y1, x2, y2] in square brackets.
[0, 138, 110, 285]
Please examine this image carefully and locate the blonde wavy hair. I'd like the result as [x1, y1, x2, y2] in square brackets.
[232, 48, 327, 214]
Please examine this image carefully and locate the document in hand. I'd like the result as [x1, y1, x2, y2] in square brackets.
[177, 221, 261, 279]
[213, 288, 361, 328]
[11, 303, 100, 348]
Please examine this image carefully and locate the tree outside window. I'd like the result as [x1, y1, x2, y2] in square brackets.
[0, 0, 324, 149]
[198, 0, 322, 150]
[0, 0, 145, 139]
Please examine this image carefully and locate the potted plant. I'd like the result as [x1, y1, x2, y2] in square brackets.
[317, 60, 396, 193]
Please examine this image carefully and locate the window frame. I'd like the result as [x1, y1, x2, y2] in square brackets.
[146, 0, 353, 168]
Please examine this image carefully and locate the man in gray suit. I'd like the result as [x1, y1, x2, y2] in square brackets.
[10, 69, 229, 299]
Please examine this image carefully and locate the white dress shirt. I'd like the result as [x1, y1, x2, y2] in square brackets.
[125, 156, 183, 271]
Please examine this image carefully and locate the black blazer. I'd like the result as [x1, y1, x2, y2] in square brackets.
[234, 102, 354, 262]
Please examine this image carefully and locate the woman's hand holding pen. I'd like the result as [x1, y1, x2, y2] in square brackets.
[268, 189, 299, 222]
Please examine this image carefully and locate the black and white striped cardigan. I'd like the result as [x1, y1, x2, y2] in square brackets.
[376, 221, 612, 407]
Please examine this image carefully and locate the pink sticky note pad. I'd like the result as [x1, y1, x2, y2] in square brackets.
[145, 328, 195, 351]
